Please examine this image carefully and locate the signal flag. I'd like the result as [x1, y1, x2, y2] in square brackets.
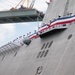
[50, 0, 52, 2]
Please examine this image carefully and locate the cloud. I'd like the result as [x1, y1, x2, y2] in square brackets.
[0, 0, 49, 11]
[34, 0, 49, 12]
[0, 24, 16, 42]
[17, 22, 31, 27]
[0, 0, 49, 46]
[0, 32, 5, 41]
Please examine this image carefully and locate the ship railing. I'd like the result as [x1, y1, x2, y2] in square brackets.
[27, 32, 39, 40]
[39, 15, 75, 35]
[0, 42, 20, 56]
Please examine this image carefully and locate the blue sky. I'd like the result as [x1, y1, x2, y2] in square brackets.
[0, 0, 49, 46]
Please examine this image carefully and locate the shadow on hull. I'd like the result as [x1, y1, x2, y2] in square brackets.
[39, 28, 67, 38]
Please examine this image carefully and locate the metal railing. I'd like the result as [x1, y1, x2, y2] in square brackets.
[0, 42, 20, 56]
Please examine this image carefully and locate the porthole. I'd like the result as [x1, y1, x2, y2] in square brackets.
[40, 51, 45, 58]
[1, 55, 5, 61]
[41, 43, 45, 50]
[63, 24, 66, 26]
[48, 41, 53, 48]
[44, 50, 49, 57]
[14, 52, 17, 57]
[35, 66, 43, 75]
[37, 51, 41, 58]
[68, 34, 72, 39]
[45, 42, 49, 49]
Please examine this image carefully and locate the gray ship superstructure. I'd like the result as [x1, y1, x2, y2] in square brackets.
[0, 0, 75, 75]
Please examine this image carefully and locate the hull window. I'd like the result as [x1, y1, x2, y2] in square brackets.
[68, 34, 72, 39]
[41, 43, 45, 50]
[45, 42, 49, 49]
[44, 50, 49, 57]
[48, 41, 53, 48]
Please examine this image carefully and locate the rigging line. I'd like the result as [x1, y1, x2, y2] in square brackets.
[4, 0, 17, 5]
[22, 0, 26, 5]
[30, 0, 35, 8]
[0, 5, 7, 9]
[63, 0, 70, 16]
[27, 0, 30, 7]
[0, 4, 8, 10]
[15, 0, 24, 8]
[0, 1, 13, 7]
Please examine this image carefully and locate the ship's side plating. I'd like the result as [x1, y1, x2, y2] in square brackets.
[0, 0, 75, 75]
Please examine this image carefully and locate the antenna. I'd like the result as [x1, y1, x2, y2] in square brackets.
[37, 17, 40, 31]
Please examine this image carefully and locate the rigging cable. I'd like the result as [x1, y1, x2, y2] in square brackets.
[0, 0, 14, 8]
[30, 0, 35, 8]
[15, 0, 24, 8]
[27, 0, 30, 8]
[0, 2, 10, 10]
[22, 0, 26, 6]
[0, 5, 7, 10]
[5, 0, 17, 5]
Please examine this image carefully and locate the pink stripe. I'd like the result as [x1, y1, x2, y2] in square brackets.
[29, 34, 39, 39]
[39, 27, 48, 33]
[51, 19, 75, 26]
[39, 18, 75, 33]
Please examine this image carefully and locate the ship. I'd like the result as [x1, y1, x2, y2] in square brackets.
[0, 0, 75, 75]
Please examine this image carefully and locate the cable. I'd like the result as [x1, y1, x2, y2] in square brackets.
[0, 5, 8, 10]
[0, 0, 15, 10]
[22, 0, 26, 5]
[30, 0, 35, 8]
[15, 0, 24, 8]
[3, 2, 13, 7]
[5, 0, 17, 5]
[27, 0, 30, 7]
[0, 0, 14, 8]
[0, 2, 10, 10]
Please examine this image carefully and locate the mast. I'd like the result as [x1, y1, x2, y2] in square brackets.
[63, 0, 70, 16]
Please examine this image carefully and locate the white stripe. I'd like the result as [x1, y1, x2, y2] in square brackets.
[29, 34, 37, 38]
[57, 17, 75, 22]
[51, 17, 75, 25]
[39, 26, 48, 31]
